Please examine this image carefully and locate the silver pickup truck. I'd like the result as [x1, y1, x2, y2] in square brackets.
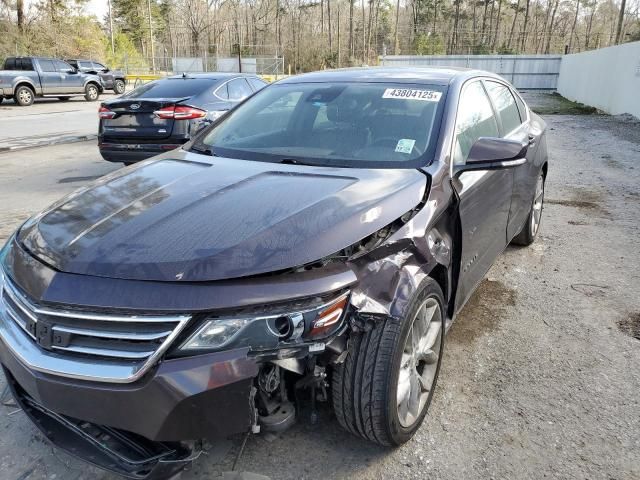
[0, 56, 104, 106]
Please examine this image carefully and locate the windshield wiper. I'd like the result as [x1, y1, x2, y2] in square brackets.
[189, 144, 218, 157]
[279, 158, 320, 166]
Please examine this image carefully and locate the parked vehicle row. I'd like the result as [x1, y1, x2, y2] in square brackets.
[0, 66, 548, 479]
[0, 56, 104, 106]
[98, 73, 267, 163]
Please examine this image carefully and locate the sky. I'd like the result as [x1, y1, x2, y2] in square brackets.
[25, 0, 108, 22]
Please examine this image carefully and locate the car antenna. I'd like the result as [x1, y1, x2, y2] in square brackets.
[182, 72, 188, 78]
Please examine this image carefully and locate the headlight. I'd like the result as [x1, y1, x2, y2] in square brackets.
[179, 292, 349, 352]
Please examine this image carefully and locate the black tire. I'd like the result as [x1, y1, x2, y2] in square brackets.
[84, 83, 100, 102]
[113, 79, 126, 95]
[512, 171, 545, 246]
[58, 97, 71, 101]
[14, 85, 34, 106]
[332, 278, 445, 446]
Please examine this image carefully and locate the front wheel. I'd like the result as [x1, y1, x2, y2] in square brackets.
[332, 278, 445, 446]
[84, 84, 100, 102]
[113, 79, 126, 95]
[512, 172, 545, 246]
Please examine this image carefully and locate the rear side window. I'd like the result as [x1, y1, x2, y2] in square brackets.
[248, 77, 268, 91]
[484, 81, 522, 135]
[124, 79, 218, 99]
[453, 81, 500, 165]
[215, 83, 229, 100]
[227, 78, 252, 101]
[5, 58, 34, 70]
[19, 58, 34, 70]
[39, 60, 56, 72]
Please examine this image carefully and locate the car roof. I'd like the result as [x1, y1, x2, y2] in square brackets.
[164, 73, 259, 81]
[277, 66, 502, 86]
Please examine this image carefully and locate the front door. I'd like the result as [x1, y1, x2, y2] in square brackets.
[452, 80, 515, 311]
[55, 60, 84, 93]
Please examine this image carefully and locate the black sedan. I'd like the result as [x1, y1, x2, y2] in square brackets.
[97, 73, 267, 164]
[0, 67, 547, 479]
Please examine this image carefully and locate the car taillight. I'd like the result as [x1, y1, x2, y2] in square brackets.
[154, 105, 206, 120]
[98, 106, 116, 119]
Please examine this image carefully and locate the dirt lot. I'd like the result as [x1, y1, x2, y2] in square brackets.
[0, 94, 638, 480]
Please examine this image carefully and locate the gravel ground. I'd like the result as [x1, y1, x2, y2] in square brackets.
[0, 94, 638, 480]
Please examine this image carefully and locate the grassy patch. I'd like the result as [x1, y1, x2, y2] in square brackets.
[532, 92, 599, 115]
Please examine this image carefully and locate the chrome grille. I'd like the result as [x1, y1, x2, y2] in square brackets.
[0, 273, 191, 383]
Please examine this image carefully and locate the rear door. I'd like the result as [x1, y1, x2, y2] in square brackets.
[34, 59, 62, 94]
[484, 80, 540, 240]
[452, 80, 515, 311]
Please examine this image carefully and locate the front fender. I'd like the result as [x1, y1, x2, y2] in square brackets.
[347, 192, 455, 321]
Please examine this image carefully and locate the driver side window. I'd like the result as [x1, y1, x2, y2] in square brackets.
[453, 81, 499, 165]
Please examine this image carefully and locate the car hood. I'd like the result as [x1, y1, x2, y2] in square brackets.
[18, 151, 427, 282]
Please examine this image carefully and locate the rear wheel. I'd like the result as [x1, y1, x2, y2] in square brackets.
[332, 278, 445, 446]
[113, 79, 126, 95]
[14, 86, 34, 106]
[512, 172, 545, 246]
[84, 83, 99, 102]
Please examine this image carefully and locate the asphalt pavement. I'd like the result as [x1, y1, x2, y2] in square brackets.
[0, 93, 120, 151]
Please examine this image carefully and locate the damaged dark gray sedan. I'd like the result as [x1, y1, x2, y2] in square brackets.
[0, 67, 548, 479]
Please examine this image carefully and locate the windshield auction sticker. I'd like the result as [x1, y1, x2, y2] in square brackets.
[382, 88, 442, 101]
[395, 139, 416, 154]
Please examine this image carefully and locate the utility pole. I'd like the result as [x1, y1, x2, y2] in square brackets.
[108, 0, 115, 55]
[147, 0, 156, 73]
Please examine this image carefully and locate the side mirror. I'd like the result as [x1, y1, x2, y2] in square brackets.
[453, 137, 528, 177]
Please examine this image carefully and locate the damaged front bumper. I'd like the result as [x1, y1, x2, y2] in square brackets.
[6, 371, 197, 479]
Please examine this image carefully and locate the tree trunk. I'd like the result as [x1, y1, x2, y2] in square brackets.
[328, 0, 332, 50]
[450, 0, 461, 53]
[520, 0, 530, 52]
[507, 0, 520, 49]
[491, 0, 503, 51]
[349, 0, 354, 57]
[615, 0, 627, 44]
[568, 0, 580, 52]
[16, 0, 24, 32]
[362, 0, 366, 63]
[585, 3, 596, 49]
[544, 0, 559, 53]
[393, 0, 401, 54]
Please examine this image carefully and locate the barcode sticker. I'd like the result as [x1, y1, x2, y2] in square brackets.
[382, 88, 442, 102]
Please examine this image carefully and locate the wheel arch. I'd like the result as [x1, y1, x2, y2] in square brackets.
[14, 81, 36, 95]
[85, 80, 103, 92]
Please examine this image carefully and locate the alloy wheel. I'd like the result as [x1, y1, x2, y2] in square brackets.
[19, 89, 32, 104]
[531, 174, 544, 235]
[396, 297, 442, 428]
